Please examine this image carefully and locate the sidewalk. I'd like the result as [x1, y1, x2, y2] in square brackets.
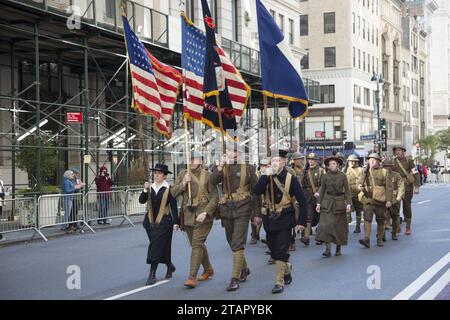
[0, 215, 144, 247]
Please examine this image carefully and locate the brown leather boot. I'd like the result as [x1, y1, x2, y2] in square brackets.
[184, 276, 197, 288]
[197, 268, 214, 281]
[405, 221, 412, 235]
[226, 278, 239, 291]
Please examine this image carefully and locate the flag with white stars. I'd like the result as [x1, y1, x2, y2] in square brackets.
[181, 12, 250, 135]
[122, 15, 182, 138]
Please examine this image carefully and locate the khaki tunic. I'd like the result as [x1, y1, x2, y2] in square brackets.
[210, 163, 260, 219]
[316, 170, 352, 245]
[171, 167, 218, 226]
[358, 167, 393, 205]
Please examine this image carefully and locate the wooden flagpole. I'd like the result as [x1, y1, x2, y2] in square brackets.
[121, 1, 153, 222]
[215, 95, 233, 200]
[263, 94, 275, 212]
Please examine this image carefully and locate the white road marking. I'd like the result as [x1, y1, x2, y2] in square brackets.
[104, 279, 170, 300]
[392, 251, 450, 300]
[416, 200, 431, 205]
[418, 269, 450, 300]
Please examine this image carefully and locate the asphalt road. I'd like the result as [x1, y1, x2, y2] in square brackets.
[1, 183, 449, 300]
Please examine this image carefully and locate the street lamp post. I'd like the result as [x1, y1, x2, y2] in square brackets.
[371, 72, 384, 154]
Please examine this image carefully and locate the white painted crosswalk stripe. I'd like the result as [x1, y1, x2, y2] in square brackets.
[392, 251, 450, 300]
[418, 269, 450, 300]
[104, 280, 170, 300]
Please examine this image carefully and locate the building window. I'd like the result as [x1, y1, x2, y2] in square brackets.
[372, 0, 375, 13]
[368, 54, 370, 72]
[186, 0, 196, 22]
[364, 88, 370, 106]
[354, 85, 361, 104]
[372, 25, 374, 44]
[363, 19, 365, 39]
[363, 52, 366, 72]
[210, 0, 219, 31]
[367, 23, 370, 42]
[376, 28, 378, 46]
[300, 15, 308, 36]
[320, 85, 335, 103]
[395, 123, 402, 139]
[383, 88, 389, 110]
[353, 47, 356, 67]
[232, 0, 239, 41]
[279, 14, 285, 34]
[324, 12, 335, 34]
[270, 9, 276, 19]
[289, 18, 294, 44]
[358, 49, 361, 69]
[301, 50, 309, 69]
[394, 92, 400, 112]
[358, 16, 360, 36]
[376, 58, 379, 73]
[412, 102, 419, 118]
[324, 47, 336, 67]
[352, 13, 355, 34]
[105, 0, 115, 19]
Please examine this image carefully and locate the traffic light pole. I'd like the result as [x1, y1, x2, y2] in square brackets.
[376, 79, 381, 154]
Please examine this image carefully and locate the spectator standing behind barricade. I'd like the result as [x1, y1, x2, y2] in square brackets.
[0, 177, 5, 241]
[70, 168, 85, 231]
[61, 170, 83, 232]
[422, 163, 428, 184]
[94, 166, 114, 225]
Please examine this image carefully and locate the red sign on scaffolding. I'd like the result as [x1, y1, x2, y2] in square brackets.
[67, 112, 83, 123]
[315, 131, 325, 138]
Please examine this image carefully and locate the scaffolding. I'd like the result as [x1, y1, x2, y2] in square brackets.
[0, 0, 320, 196]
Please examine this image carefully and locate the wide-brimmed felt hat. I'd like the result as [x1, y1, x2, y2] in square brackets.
[324, 156, 343, 167]
[150, 163, 172, 175]
[270, 149, 289, 158]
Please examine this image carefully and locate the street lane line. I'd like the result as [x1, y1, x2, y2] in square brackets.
[392, 251, 450, 300]
[418, 268, 450, 300]
[104, 280, 170, 300]
[417, 200, 431, 205]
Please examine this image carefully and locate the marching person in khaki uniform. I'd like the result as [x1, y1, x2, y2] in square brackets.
[250, 158, 270, 245]
[210, 147, 260, 292]
[345, 154, 364, 233]
[357, 153, 393, 248]
[391, 146, 420, 235]
[300, 152, 326, 246]
[316, 156, 352, 257]
[290, 152, 304, 182]
[171, 151, 218, 289]
[382, 159, 405, 240]
[253, 149, 307, 294]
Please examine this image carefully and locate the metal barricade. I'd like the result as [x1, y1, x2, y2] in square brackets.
[37, 193, 94, 239]
[0, 197, 46, 241]
[84, 190, 133, 226]
[125, 188, 146, 217]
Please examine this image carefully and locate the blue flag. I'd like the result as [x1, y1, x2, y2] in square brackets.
[200, 0, 237, 134]
[256, 0, 308, 118]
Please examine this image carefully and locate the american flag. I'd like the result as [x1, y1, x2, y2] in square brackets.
[122, 15, 182, 138]
[181, 14, 250, 127]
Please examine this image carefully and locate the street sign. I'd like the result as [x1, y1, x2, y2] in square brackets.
[360, 134, 377, 141]
[67, 112, 83, 123]
[315, 131, 325, 138]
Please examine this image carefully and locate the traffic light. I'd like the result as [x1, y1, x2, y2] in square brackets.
[380, 118, 386, 130]
[342, 130, 347, 140]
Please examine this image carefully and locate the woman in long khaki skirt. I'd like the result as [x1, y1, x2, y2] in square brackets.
[315, 156, 352, 257]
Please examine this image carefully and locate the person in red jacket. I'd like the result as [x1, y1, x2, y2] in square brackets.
[94, 166, 114, 224]
[422, 163, 428, 184]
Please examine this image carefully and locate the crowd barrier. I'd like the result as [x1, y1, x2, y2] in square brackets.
[0, 187, 145, 242]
